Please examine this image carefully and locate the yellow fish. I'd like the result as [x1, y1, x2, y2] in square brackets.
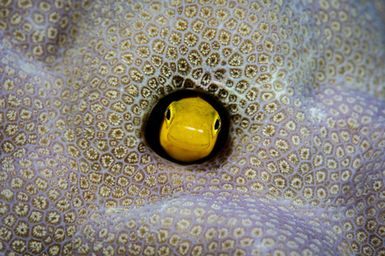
[160, 97, 221, 162]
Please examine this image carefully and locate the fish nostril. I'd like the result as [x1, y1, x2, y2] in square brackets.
[144, 88, 230, 165]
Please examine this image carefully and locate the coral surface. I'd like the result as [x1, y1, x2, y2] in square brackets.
[1, 0, 385, 255]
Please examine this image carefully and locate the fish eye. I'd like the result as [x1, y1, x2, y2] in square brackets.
[165, 107, 171, 120]
[214, 117, 221, 131]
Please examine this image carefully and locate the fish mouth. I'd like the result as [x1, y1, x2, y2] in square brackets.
[168, 125, 211, 150]
[168, 135, 210, 151]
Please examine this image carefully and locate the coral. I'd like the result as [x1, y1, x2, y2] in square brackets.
[0, 0, 384, 255]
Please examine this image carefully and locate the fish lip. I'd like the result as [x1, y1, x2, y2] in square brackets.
[167, 123, 211, 150]
[168, 135, 210, 150]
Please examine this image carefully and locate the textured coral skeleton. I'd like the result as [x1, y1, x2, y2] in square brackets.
[0, 0, 385, 255]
